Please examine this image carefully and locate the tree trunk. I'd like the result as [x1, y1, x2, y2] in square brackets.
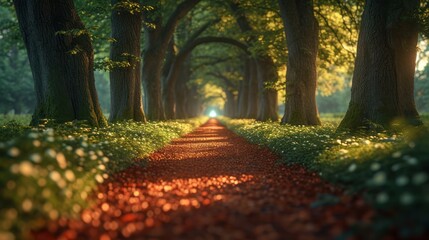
[175, 56, 191, 119]
[162, 39, 177, 86]
[162, 39, 177, 119]
[229, 1, 278, 121]
[163, 56, 182, 119]
[142, 0, 200, 121]
[186, 85, 202, 117]
[14, 0, 106, 127]
[256, 56, 279, 121]
[141, 1, 165, 121]
[162, 20, 216, 119]
[224, 89, 237, 118]
[237, 58, 251, 118]
[246, 59, 259, 118]
[279, 0, 321, 125]
[142, 43, 165, 121]
[109, 0, 145, 122]
[338, 0, 421, 130]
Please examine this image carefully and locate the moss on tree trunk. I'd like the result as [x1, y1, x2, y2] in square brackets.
[14, 0, 106, 127]
[338, 0, 421, 130]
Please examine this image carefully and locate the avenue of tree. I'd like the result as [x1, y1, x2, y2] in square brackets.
[3, 0, 429, 130]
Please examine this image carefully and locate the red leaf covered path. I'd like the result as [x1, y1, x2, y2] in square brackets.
[36, 119, 373, 239]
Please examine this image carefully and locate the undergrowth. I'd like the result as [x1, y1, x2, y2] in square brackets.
[0, 117, 207, 239]
[220, 116, 429, 239]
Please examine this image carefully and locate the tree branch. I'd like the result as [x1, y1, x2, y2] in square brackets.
[207, 71, 238, 90]
[190, 57, 233, 74]
[181, 36, 249, 58]
[186, 18, 220, 44]
[228, 1, 254, 32]
[314, 8, 356, 58]
[161, 0, 201, 47]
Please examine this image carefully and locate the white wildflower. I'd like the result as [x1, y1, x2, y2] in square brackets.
[348, 163, 357, 172]
[7, 147, 20, 157]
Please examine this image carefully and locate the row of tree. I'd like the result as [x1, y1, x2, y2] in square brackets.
[204, 0, 428, 129]
[7, 0, 429, 129]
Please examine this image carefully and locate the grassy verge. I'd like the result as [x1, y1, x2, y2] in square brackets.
[220, 116, 429, 238]
[0, 117, 207, 239]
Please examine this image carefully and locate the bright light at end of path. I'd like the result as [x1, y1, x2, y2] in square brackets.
[209, 110, 217, 118]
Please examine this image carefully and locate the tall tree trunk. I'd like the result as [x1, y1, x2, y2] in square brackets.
[163, 56, 181, 119]
[246, 59, 259, 118]
[162, 19, 216, 119]
[237, 57, 251, 118]
[142, 39, 166, 121]
[162, 39, 177, 119]
[162, 39, 177, 86]
[163, 36, 248, 119]
[14, 0, 106, 127]
[279, 0, 321, 125]
[230, 1, 279, 121]
[186, 85, 201, 117]
[338, 0, 421, 130]
[109, 0, 146, 122]
[225, 90, 237, 118]
[256, 56, 279, 121]
[175, 56, 192, 119]
[142, 0, 200, 121]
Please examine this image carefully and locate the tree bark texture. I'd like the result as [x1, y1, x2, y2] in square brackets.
[142, 0, 200, 121]
[223, 89, 237, 118]
[186, 85, 202, 117]
[109, 0, 146, 122]
[279, 0, 321, 125]
[246, 59, 259, 119]
[14, 0, 106, 127]
[338, 0, 421, 130]
[237, 57, 250, 118]
[175, 56, 192, 119]
[162, 39, 177, 87]
[256, 56, 279, 121]
[142, 28, 166, 121]
[161, 39, 177, 119]
[163, 55, 181, 119]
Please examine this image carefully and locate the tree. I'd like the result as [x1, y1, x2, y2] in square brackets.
[278, 0, 321, 125]
[163, 36, 248, 119]
[208, 71, 239, 117]
[175, 55, 192, 119]
[162, 19, 217, 119]
[109, 0, 146, 122]
[256, 55, 279, 121]
[339, 0, 422, 130]
[142, 0, 201, 121]
[13, 0, 106, 126]
[229, 1, 279, 121]
[237, 56, 251, 117]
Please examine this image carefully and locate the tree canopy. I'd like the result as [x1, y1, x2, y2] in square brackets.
[0, 0, 428, 128]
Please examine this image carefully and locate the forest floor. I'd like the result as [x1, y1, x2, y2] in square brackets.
[34, 119, 374, 240]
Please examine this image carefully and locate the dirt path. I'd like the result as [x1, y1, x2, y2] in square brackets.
[38, 119, 373, 239]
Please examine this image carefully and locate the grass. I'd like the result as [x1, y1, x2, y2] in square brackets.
[220, 116, 429, 238]
[0, 114, 32, 126]
[0, 116, 207, 239]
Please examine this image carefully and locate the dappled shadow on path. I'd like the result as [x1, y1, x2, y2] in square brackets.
[34, 119, 373, 240]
